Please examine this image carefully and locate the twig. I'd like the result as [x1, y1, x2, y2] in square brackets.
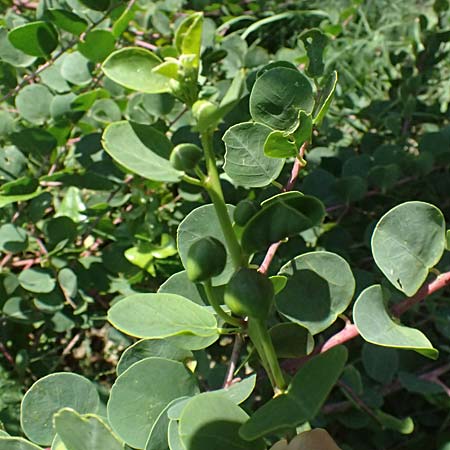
[258, 142, 308, 275]
[0, 341, 14, 367]
[223, 335, 243, 388]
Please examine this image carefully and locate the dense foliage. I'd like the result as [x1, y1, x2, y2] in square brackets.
[0, 0, 450, 449]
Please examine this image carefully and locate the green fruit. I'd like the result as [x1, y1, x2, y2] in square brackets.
[186, 236, 227, 282]
[170, 143, 203, 171]
[234, 200, 258, 226]
[224, 268, 274, 319]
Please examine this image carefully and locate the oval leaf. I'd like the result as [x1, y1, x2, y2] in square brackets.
[102, 47, 171, 93]
[223, 122, 284, 187]
[276, 251, 355, 335]
[353, 285, 438, 359]
[107, 357, 199, 449]
[102, 121, 181, 182]
[21, 373, 99, 446]
[8, 21, 58, 57]
[250, 67, 314, 131]
[371, 201, 446, 296]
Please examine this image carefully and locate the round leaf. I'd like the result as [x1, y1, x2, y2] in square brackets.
[18, 268, 56, 294]
[276, 251, 355, 335]
[0, 437, 42, 450]
[371, 201, 446, 296]
[102, 47, 171, 94]
[223, 122, 284, 187]
[107, 357, 199, 449]
[102, 121, 181, 182]
[8, 21, 58, 57]
[353, 285, 438, 359]
[0, 223, 28, 253]
[78, 29, 115, 62]
[250, 67, 314, 130]
[16, 84, 53, 125]
[179, 393, 265, 450]
[20, 373, 99, 446]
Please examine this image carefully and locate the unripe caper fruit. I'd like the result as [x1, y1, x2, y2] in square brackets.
[186, 236, 227, 282]
[224, 268, 274, 320]
[170, 143, 203, 171]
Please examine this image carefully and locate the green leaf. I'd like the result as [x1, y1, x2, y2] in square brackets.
[78, 0, 110, 11]
[168, 420, 184, 450]
[16, 85, 53, 125]
[240, 346, 348, 441]
[60, 52, 92, 86]
[276, 251, 355, 335]
[250, 67, 314, 131]
[213, 375, 257, 405]
[371, 201, 446, 296]
[0, 191, 43, 208]
[0, 437, 42, 450]
[174, 12, 203, 66]
[177, 204, 235, 286]
[313, 71, 338, 126]
[102, 121, 181, 182]
[264, 130, 298, 159]
[353, 285, 438, 359]
[362, 343, 398, 384]
[20, 373, 99, 446]
[269, 323, 314, 358]
[158, 270, 207, 305]
[145, 399, 179, 450]
[117, 339, 193, 375]
[0, 223, 28, 253]
[45, 9, 88, 36]
[241, 192, 325, 254]
[102, 48, 171, 94]
[8, 21, 58, 57]
[54, 409, 124, 450]
[107, 293, 218, 347]
[300, 29, 329, 78]
[107, 357, 199, 449]
[3, 297, 42, 323]
[78, 29, 115, 62]
[374, 410, 414, 435]
[223, 122, 284, 187]
[0, 27, 36, 67]
[179, 393, 265, 450]
[18, 268, 56, 294]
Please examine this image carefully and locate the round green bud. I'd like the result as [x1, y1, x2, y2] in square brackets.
[170, 143, 203, 171]
[224, 268, 274, 320]
[233, 200, 258, 226]
[192, 100, 220, 132]
[186, 236, 227, 282]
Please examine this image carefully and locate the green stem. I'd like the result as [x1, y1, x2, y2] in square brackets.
[204, 280, 242, 327]
[200, 131, 245, 269]
[248, 317, 287, 393]
[182, 174, 203, 187]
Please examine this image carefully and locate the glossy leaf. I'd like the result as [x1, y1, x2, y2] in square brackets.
[223, 122, 284, 187]
[78, 30, 115, 62]
[241, 192, 325, 253]
[353, 285, 438, 359]
[8, 22, 58, 57]
[250, 67, 314, 130]
[107, 357, 199, 449]
[177, 204, 235, 286]
[179, 393, 265, 450]
[102, 47, 171, 93]
[276, 251, 355, 335]
[21, 373, 99, 446]
[45, 9, 88, 36]
[371, 201, 446, 296]
[54, 409, 124, 450]
[102, 121, 181, 182]
[240, 346, 348, 440]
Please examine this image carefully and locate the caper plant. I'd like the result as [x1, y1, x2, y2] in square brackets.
[4, 7, 450, 450]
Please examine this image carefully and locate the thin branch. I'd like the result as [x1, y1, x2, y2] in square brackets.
[223, 335, 244, 388]
[258, 142, 308, 275]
